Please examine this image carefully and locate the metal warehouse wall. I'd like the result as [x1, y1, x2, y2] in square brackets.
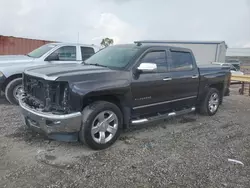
[226, 56, 250, 65]
[0, 35, 54, 55]
[226, 48, 250, 65]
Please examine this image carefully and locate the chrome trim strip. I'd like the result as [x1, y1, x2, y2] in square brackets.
[131, 119, 148, 124]
[168, 112, 176, 116]
[163, 78, 172, 81]
[133, 96, 197, 110]
[131, 106, 196, 125]
[19, 99, 81, 120]
[24, 70, 58, 81]
[191, 75, 199, 79]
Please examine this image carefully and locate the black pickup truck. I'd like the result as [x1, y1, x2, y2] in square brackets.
[19, 41, 231, 150]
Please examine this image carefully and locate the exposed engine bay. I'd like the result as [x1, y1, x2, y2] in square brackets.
[22, 74, 70, 114]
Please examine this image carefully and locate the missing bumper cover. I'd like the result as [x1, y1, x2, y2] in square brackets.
[19, 98, 82, 135]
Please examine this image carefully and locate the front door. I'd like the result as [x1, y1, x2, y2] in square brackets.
[131, 48, 173, 117]
[48, 46, 80, 64]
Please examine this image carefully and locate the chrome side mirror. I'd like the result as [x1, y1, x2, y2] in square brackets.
[137, 63, 157, 73]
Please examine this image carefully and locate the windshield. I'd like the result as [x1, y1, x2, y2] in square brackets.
[230, 64, 239, 71]
[84, 46, 139, 68]
[27, 44, 57, 58]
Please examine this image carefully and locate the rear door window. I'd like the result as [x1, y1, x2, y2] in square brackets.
[170, 51, 193, 71]
[81, 47, 95, 61]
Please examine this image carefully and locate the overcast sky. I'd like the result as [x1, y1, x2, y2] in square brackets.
[0, 0, 250, 47]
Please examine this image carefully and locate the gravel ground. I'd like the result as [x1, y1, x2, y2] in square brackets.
[0, 87, 250, 188]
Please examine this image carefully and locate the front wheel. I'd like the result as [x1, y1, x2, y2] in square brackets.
[5, 78, 23, 105]
[200, 88, 220, 116]
[79, 101, 123, 150]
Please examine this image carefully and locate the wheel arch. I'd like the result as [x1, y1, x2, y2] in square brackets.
[209, 83, 223, 92]
[81, 94, 131, 129]
[209, 83, 224, 104]
[2, 74, 22, 92]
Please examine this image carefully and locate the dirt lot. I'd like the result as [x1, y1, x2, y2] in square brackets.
[0, 88, 250, 188]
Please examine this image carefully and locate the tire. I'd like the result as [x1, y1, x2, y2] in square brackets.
[5, 78, 23, 105]
[199, 88, 220, 116]
[79, 101, 123, 150]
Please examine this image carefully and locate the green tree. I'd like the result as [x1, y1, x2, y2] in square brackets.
[100, 38, 114, 48]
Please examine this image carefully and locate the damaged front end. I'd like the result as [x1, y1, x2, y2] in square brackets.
[22, 74, 71, 114]
[19, 73, 82, 142]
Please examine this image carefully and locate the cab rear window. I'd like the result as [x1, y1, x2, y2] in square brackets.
[81, 47, 95, 61]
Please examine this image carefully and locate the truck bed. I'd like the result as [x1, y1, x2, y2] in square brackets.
[198, 64, 230, 74]
[198, 64, 231, 98]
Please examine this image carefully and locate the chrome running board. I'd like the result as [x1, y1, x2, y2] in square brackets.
[131, 107, 196, 125]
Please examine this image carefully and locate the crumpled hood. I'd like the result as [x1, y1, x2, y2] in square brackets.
[0, 55, 34, 65]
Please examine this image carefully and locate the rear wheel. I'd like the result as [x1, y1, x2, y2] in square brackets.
[5, 78, 23, 105]
[200, 88, 220, 116]
[79, 101, 123, 150]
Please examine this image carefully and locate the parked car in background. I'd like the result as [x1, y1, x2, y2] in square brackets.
[226, 59, 241, 70]
[19, 41, 231, 150]
[0, 43, 100, 104]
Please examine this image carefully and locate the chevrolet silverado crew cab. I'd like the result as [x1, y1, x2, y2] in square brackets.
[0, 43, 100, 105]
[19, 41, 231, 150]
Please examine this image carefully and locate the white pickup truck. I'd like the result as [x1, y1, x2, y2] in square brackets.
[0, 43, 100, 104]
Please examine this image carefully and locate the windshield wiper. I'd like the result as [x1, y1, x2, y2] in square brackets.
[87, 63, 108, 68]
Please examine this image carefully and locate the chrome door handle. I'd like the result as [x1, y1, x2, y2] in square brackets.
[163, 77, 172, 81]
[192, 75, 199, 79]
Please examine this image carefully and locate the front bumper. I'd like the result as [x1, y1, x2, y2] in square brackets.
[19, 98, 82, 141]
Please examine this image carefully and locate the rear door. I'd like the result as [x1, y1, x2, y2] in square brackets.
[80, 46, 96, 61]
[167, 49, 199, 109]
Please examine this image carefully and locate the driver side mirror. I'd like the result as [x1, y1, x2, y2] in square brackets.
[45, 53, 59, 61]
[137, 63, 157, 73]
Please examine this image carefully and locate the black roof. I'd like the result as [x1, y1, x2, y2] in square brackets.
[112, 43, 192, 52]
[135, 40, 226, 45]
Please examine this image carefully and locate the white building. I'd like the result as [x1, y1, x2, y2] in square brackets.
[136, 40, 227, 65]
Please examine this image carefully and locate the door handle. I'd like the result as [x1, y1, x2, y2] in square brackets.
[191, 75, 199, 79]
[163, 77, 172, 81]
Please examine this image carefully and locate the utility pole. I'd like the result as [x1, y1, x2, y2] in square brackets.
[77, 32, 79, 44]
